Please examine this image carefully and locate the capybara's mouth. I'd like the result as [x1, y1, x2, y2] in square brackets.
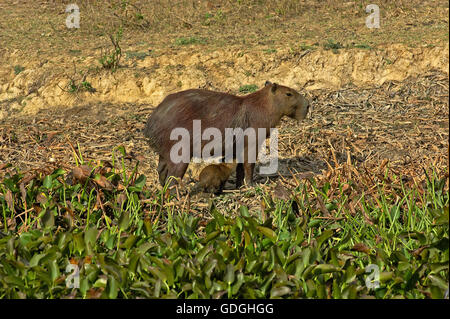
[290, 100, 310, 121]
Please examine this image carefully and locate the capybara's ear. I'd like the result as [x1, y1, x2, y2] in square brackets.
[271, 83, 278, 93]
[265, 81, 272, 86]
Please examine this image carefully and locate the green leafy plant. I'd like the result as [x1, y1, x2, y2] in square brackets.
[125, 51, 150, 60]
[300, 44, 317, 51]
[353, 43, 372, 49]
[60, 62, 95, 94]
[174, 37, 206, 46]
[238, 84, 258, 94]
[263, 48, 277, 54]
[324, 39, 344, 53]
[99, 27, 123, 71]
[67, 80, 95, 93]
[13, 65, 25, 75]
[0, 150, 448, 298]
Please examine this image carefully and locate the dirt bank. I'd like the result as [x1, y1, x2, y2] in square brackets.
[0, 43, 448, 120]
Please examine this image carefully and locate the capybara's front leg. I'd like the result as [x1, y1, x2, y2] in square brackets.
[244, 162, 255, 186]
[236, 163, 244, 188]
[157, 156, 188, 187]
[165, 161, 189, 187]
[157, 157, 168, 186]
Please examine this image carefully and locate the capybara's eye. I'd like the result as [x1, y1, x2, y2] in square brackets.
[286, 93, 292, 96]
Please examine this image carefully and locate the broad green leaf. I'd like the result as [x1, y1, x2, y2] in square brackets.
[312, 264, 341, 275]
[286, 250, 303, 265]
[143, 219, 153, 236]
[132, 174, 146, 191]
[73, 232, 85, 255]
[428, 274, 448, 290]
[225, 263, 235, 285]
[48, 259, 60, 283]
[344, 264, 356, 283]
[29, 253, 46, 268]
[128, 253, 140, 275]
[149, 266, 167, 282]
[429, 262, 449, 274]
[105, 234, 116, 250]
[316, 229, 334, 248]
[379, 272, 394, 283]
[108, 276, 119, 299]
[196, 245, 212, 264]
[118, 211, 131, 232]
[430, 286, 444, 299]
[243, 230, 251, 249]
[231, 272, 244, 295]
[122, 234, 138, 250]
[4, 276, 24, 287]
[308, 219, 322, 227]
[51, 168, 66, 178]
[205, 230, 221, 243]
[276, 246, 286, 265]
[43, 175, 52, 189]
[342, 284, 357, 299]
[204, 259, 218, 277]
[93, 276, 107, 288]
[41, 209, 55, 228]
[240, 205, 250, 217]
[84, 226, 98, 249]
[270, 286, 291, 298]
[136, 242, 157, 255]
[256, 226, 276, 242]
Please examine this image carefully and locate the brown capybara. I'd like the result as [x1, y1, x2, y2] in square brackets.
[193, 162, 237, 194]
[144, 81, 310, 187]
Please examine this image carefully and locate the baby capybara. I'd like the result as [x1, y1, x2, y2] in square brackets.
[144, 81, 310, 187]
[196, 162, 237, 194]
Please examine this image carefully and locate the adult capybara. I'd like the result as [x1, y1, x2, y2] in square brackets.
[144, 81, 310, 187]
[196, 162, 237, 194]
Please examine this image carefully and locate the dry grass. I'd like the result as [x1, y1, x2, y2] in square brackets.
[0, 0, 448, 64]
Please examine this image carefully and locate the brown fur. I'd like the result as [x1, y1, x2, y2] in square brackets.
[196, 162, 237, 194]
[144, 81, 310, 187]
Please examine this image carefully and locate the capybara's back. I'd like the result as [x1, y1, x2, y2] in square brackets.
[143, 89, 245, 152]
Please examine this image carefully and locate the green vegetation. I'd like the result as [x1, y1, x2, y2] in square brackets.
[13, 65, 24, 75]
[353, 43, 372, 50]
[125, 51, 150, 60]
[68, 49, 82, 55]
[202, 10, 226, 26]
[174, 37, 206, 46]
[0, 149, 448, 299]
[299, 44, 317, 51]
[324, 39, 344, 53]
[263, 48, 277, 54]
[99, 28, 123, 71]
[67, 80, 95, 94]
[238, 84, 258, 94]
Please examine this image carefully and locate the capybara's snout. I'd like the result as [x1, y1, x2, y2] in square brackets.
[291, 94, 310, 121]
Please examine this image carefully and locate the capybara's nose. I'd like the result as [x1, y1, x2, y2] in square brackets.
[306, 100, 312, 118]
